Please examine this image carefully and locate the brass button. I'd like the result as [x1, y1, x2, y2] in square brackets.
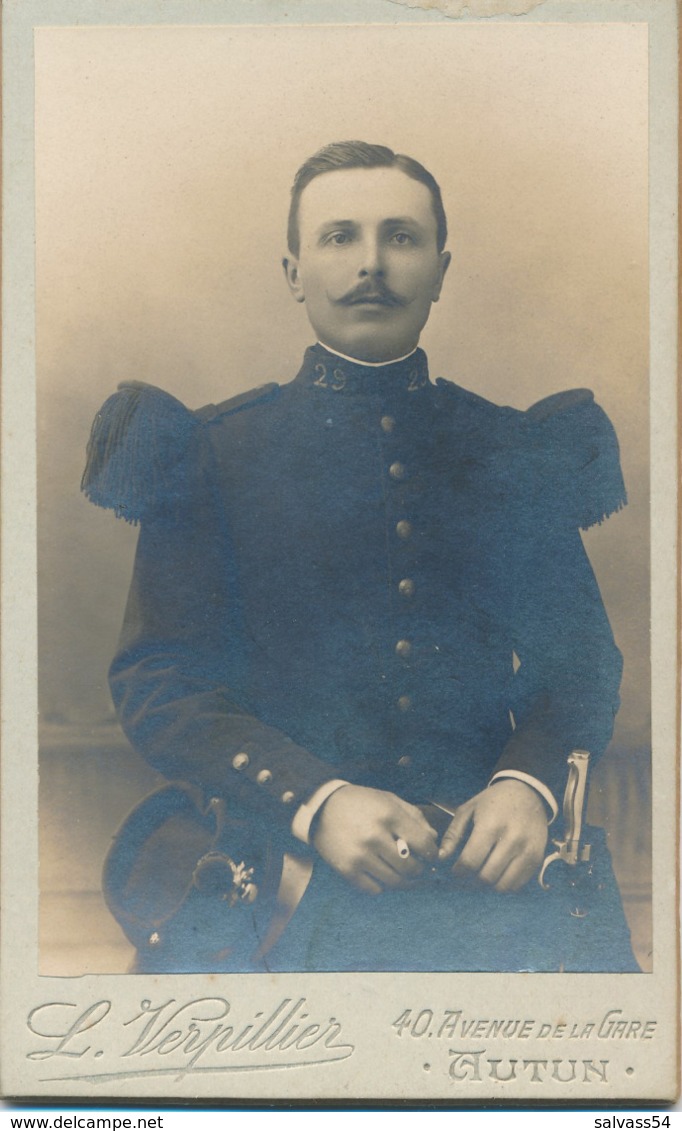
[398, 578, 415, 597]
[232, 752, 249, 770]
[397, 755, 412, 767]
[389, 461, 407, 481]
[256, 769, 272, 785]
[396, 520, 412, 539]
[397, 695, 412, 711]
[380, 415, 396, 433]
[281, 790, 295, 805]
[395, 639, 412, 658]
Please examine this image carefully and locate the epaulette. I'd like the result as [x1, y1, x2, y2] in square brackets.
[522, 388, 627, 530]
[81, 380, 279, 524]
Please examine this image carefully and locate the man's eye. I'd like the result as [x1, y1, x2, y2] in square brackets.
[391, 232, 413, 245]
[325, 232, 351, 246]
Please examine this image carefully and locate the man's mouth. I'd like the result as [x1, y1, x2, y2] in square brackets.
[341, 287, 402, 307]
[349, 295, 396, 306]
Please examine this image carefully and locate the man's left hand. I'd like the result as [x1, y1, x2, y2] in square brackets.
[438, 780, 548, 892]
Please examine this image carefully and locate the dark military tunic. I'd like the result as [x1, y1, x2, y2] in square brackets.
[84, 343, 636, 972]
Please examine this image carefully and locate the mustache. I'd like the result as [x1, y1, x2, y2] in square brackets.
[338, 281, 404, 307]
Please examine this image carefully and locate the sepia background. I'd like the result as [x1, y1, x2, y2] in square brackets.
[35, 21, 650, 973]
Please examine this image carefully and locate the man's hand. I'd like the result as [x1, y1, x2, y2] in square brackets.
[438, 780, 548, 892]
[312, 785, 438, 894]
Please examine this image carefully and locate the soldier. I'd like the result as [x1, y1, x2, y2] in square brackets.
[83, 141, 637, 973]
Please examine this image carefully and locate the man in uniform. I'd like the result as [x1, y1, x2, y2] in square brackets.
[83, 141, 637, 972]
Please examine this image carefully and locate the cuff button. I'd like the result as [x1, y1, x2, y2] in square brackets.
[281, 790, 295, 804]
[232, 752, 250, 770]
[257, 769, 273, 785]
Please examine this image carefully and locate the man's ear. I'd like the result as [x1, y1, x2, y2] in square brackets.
[431, 250, 452, 303]
[282, 256, 306, 304]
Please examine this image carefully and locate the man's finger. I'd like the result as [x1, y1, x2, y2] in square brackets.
[396, 798, 439, 833]
[476, 839, 519, 887]
[494, 846, 545, 892]
[451, 822, 499, 877]
[438, 805, 474, 861]
[377, 845, 423, 880]
[390, 814, 438, 860]
[353, 873, 383, 896]
[405, 827, 439, 861]
[365, 854, 413, 889]
[395, 801, 439, 858]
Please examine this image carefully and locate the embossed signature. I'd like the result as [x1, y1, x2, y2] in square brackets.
[27, 997, 355, 1082]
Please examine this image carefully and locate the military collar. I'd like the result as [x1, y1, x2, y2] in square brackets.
[295, 343, 431, 397]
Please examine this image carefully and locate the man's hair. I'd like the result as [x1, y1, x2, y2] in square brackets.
[287, 140, 448, 257]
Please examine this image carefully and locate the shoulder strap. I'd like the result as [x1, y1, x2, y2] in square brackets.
[194, 382, 279, 423]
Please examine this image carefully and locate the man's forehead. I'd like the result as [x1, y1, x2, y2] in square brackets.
[297, 166, 437, 232]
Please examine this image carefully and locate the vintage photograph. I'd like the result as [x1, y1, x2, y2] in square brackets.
[2, 0, 678, 1105]
[36, 18, 650, 978]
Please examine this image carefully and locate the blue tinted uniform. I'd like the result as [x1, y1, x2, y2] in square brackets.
[85, 344, 637, 972]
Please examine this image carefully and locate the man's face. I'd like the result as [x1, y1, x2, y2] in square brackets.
[284, 166, 450, 362]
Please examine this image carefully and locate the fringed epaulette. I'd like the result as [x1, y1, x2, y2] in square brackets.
[522, 388, 627, 530]
[81, 382, 199, 524]
[82, 380, 280, 524]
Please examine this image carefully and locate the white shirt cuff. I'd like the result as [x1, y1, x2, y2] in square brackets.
[489, 770, 558, 824]
[291, 779, 351, 844]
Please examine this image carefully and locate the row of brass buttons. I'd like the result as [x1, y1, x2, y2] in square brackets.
[232, 751, 295, 804]
[382, 413, 416, 723]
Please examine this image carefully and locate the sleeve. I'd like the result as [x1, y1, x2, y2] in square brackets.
[490, 389, 626, 803]
[488, 770, 558, 822]
[87, 386, 336, 842]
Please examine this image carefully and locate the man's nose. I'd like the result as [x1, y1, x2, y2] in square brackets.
[358, 236, 384, 277]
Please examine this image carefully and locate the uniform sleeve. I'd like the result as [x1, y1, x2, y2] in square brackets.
[492, 520, 623, 803]
[491, 390, 626, 802]
[105, 422, 335, 841]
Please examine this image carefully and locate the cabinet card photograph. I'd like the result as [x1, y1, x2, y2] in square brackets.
[1, 0, 678, 1105]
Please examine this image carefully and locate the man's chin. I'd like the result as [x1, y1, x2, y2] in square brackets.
[321, 327, 419, 364]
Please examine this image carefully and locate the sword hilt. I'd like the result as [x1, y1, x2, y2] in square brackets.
[539, 750, 592, 890]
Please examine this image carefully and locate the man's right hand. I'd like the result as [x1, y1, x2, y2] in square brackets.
[311, 785, 438, 894]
